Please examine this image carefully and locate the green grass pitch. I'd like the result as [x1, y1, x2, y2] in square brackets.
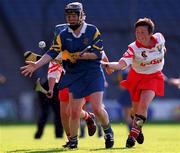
[0, 123, 179, 153]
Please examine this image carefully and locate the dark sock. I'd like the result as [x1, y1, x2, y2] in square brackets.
[70, 135, 78, 143]
[103, 124, 113, 134]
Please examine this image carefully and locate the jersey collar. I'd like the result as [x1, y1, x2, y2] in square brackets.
[68, 22, 87, 38]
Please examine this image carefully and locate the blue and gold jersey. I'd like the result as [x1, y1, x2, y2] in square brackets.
[46, 22, 105, 98]
[47, 22, 103, 73]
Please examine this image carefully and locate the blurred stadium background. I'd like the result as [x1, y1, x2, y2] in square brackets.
[0, 0, 179, 123]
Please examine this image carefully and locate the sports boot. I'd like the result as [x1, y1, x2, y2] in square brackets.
[136, 131, 144, 144]
[104, 132, 114, 148]
[86, 112, 97, 136]
[126, 136, 135, 148]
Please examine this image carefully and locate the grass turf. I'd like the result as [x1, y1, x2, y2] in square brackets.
[0, 123, 179, 153]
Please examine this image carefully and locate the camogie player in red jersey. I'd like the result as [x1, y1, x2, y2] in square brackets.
[103, 17, 166, 148]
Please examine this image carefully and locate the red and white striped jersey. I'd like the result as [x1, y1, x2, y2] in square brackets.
[47, 60, 63, 83]
[120, 33, 166, 74]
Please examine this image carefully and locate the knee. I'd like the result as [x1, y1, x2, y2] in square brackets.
[93, 107, 103, 117]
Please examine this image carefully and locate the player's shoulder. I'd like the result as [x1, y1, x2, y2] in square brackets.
[127, 41, 139, 54]
[55, 23, 68, 30]
[86, 23, 97, 28]
[86, 23, 99, 32]
[128, 41, 136, 49]
[153, 32, 165, 43]
[153, 32, 164, 38]
[55, 24, 68, 34]
[128, 41, 135, 46]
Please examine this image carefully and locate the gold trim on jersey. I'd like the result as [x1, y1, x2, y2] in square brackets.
[92, 44, 103, 51]
[50, 35, 62, 52]
[93, 29, 101, 40]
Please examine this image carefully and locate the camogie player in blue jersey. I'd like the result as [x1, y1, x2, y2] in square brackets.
[21, 2, 114, 149]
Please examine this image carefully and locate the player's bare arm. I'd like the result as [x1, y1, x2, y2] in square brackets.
[102, 59, 127, 71]
[47, 77, 56, 98]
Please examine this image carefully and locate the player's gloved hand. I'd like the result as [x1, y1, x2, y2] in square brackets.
[62, 50, 80, 63]
[70, 52, 81, 61]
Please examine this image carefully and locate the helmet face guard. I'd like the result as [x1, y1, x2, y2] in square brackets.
[65, 2, 85, 31]
[65, 8, 81, 16]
